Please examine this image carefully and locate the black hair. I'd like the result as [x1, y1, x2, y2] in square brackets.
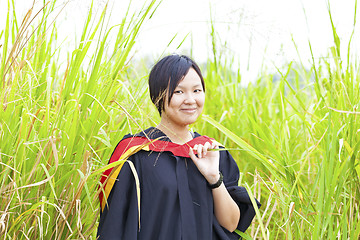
[148, 54, 205, 115]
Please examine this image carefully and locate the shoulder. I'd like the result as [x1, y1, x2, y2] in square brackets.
[111, 127, 170, 162]
[192, 132, 233, 161]
[192, 131, 220, 144]
[132, 127, 170, 141]
[108, 128, 152, 164]
[116, 127, 164, 147]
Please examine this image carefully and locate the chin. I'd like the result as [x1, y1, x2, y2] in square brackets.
[178, 117, 198, 126]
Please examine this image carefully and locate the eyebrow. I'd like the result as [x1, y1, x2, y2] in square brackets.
[176, 83, 202, 88]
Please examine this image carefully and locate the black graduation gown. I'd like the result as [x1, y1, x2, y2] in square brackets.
[97, 127, 260, 240]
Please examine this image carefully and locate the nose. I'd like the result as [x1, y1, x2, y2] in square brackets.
[184, 92, 196, 104]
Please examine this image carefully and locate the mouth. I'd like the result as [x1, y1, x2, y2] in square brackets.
[180, 108, 197, 113]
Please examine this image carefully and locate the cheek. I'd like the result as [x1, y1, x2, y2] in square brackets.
[168, 96, 182, 108]
[197, 94, 205, 106]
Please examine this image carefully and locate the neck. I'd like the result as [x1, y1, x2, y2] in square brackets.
[157, 119, 192, 145]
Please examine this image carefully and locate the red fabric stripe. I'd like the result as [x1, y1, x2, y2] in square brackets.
[99, 135, 214, 207]
[148, 135, 214, 157]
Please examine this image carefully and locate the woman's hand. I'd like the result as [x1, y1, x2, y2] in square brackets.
[189, 141, 240, 232]
[188, 141, 220, 184]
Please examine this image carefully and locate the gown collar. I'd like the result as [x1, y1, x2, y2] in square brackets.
[134, 127, 201, 145]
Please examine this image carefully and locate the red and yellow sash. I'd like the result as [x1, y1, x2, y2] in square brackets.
[99, 135, 217, 211]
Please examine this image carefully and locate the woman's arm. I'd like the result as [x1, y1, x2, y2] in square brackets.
[211, 179, 240, 231]
[189, 142, 240, 232]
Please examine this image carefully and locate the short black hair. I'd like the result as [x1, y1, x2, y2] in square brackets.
[148, 54, 205, 115]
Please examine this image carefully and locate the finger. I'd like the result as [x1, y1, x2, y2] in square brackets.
[203, 142, 211, 156]
[197, 144, 203, 158]
[211, 141, 219, 149]
[193, 144, 198, 151]
[188, 147, 197, 161]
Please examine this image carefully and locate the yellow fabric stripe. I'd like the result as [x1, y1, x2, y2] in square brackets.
[100, 137, 219, 230]
[126, 160, 141, 230]
[101, 144, 150, 211]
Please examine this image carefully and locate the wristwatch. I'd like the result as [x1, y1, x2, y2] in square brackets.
[208, 172, 223, 189]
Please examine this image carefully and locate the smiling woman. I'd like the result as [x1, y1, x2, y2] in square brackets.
[161, 67, 205, 128]
[151, 55, 206, 144]
[97, 54, 260, 240]
[158, 68, 205, 142]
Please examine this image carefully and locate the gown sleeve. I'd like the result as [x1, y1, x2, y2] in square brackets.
[219, 149, 261, 233]
[97, 159, 139, 240]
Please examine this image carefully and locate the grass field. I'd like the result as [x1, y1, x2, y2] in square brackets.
[1, 0, 359, 239]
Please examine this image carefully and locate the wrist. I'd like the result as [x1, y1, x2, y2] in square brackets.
[207, 172, 223, 189]
[206, 172, 220, 185]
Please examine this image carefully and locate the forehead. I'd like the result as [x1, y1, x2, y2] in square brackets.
[176, 68, 202, 88]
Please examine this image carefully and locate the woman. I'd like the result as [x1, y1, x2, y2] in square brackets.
[97, 54, 260, 239]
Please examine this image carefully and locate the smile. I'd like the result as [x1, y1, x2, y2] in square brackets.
[180, 108, 197, 113]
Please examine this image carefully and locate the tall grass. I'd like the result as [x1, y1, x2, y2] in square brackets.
[1, 0, 359, 239]
[197, 2, 360, 238]
[0, 1, 159, 238]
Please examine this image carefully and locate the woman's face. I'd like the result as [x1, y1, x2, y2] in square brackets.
[161, 68, 205, 128]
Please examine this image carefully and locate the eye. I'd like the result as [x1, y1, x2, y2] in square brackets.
[174, 90, 183, 94]
[194, 89, 202, 93]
